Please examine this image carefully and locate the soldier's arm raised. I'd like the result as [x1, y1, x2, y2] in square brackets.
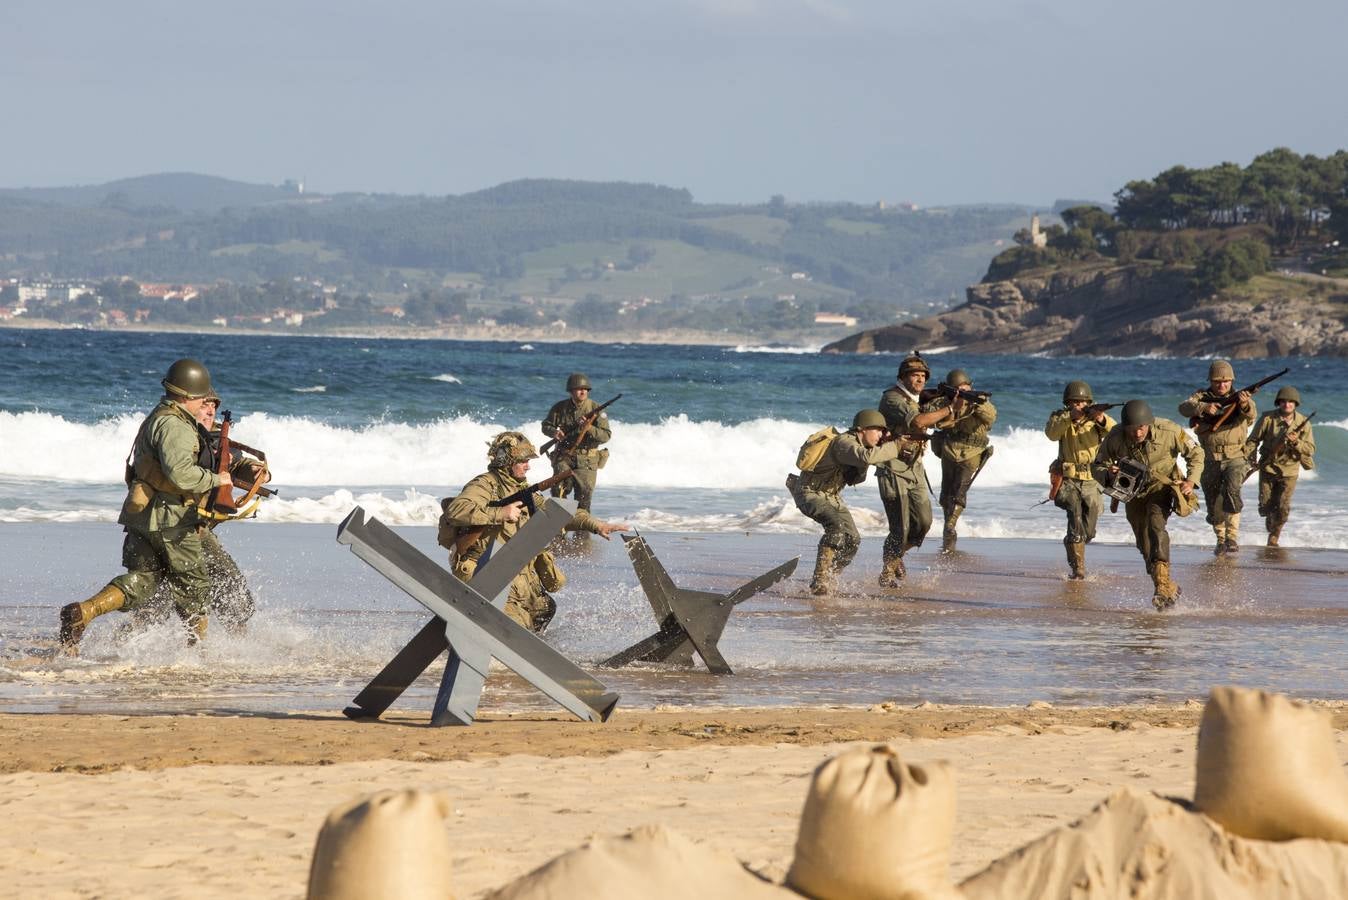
[1045, 409, 1071, 440]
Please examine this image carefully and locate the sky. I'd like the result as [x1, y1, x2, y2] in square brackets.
[3, 0, 1346, 207]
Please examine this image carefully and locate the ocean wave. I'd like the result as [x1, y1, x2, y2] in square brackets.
[292, 385, 327, 393]
[430, 374, 462, 384]
[731, 344, 822, 355]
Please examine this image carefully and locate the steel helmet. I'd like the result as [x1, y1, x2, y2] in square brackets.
[1063, 380, 1093, 403]
[566, 373, 592, 391]
[1121, 399, 1155, 428]
[1275, 386, 1301, 405]
[1208, 360, 1234, 381]
[897, 351, 930, 378]
[488, 431, 539, 468]
[852, 409, 887, 430]
[945, 368, 971, 388]
[161, 358, 214, 400]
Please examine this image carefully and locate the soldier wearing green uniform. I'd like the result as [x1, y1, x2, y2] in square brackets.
[876, 352, 947, 585]
[787, 410, 906, 595]
[59, 359, 234, 651]
[542, 373, 611, 513]
[1044, 381, 1115, 580]
[1243, 386, 1316, 546]
[1092, 400, 1203, 611]
[440, 431, 629, 632]
[1178, 360, 1255, 555]
[926, 369, 997, 553]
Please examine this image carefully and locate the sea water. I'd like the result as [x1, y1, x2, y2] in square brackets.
[1, 328, 1345, 713]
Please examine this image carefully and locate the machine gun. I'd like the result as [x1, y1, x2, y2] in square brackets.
[1243, 411, 1316, 483]
[444, 471, 576, 556]
[920, 383, 992, 406]
[540, 393, 622, 459]
[1189, 368, 1288, 435]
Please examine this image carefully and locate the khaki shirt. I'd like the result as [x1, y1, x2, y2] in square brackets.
[877, 384, 928, 477]
[1243, 411, 1315, 478]
[1178, 389, 1256, 461]
[928, 396, 997, 464]
[800, 431, 901, 494]
[1045, 408, 1116, 480]
[119, 399, 222, 533]
[542, 397, 611, 469]
[1092, 417, 1204, 498]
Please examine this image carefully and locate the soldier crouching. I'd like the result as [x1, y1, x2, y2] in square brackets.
[439, 431, 629, 633]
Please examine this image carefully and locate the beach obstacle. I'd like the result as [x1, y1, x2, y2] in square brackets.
[600, 532, 797, 675]
[335, 501, 619, 726]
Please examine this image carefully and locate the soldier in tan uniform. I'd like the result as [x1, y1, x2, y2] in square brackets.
[439, 431, 629, 632]
[1044, 380, 1115, 580]
[787, 409, 907, 595]
[1243, 385, 1316, 546]
[59, 359, 236, 651]
[542, 373, 611, 512]
[926, 369, 997, 552]
[876, 352, 947, 585]
[1092, 400, 1203, 611]
[1178, 359, 1255, 554]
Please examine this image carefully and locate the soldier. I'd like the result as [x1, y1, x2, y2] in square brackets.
[787, 410, 906, 595]
[1243, 386, 1316, 546]
[926, 369, 997, 553]
[1178, 360, 1255, 554]
[876, 352, 949, 585]
[1044, 381, 1115, 579]
[440, 431, 630, 632]
[1092, 400, 1203, 611]
[58, 359, 233, 651]
[542, 373, 611, 512]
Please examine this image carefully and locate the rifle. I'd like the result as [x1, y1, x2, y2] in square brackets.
[920, 383, 992, 406]
[205, 411, 272, 519]
[206, 430, 278, 499]
[540, 393, 622, 458]
[1189, 368, 1288, 435]
[209, 411, 239, 515]
[966, 445, 995, 490]
[448, 471, 576, 556]
[1243, 411, 1316, 483]
[1079, 402, 1118, 418]
[1031, 460, 1064, 508]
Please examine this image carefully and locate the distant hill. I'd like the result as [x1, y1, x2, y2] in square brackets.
[0, 172, 300, 213]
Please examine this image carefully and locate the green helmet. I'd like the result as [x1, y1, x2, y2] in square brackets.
[897, 351, 930, 378]
[487, 431, 539, 469]
[566, 372, 591, 391]
[1063, 380, 1093, 403]
[1121, 399, 1154, 428]
[945, 368, 971, 388]
[1208, 359, 1234, 381]
[1275, 386, 1301, 405]
[161, 358, 214, 400]
[852, 409, 887, 430]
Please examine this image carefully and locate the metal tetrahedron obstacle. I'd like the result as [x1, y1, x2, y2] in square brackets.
[336, 500, 618, 726]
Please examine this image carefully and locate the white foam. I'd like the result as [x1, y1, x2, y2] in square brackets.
[430, 374, 462, 384]
[291, 385, 327, 393]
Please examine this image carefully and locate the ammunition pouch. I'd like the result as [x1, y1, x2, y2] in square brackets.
[896, 439, 923, 466]
[1102, 458, 1150, 504]
[533, 549, 566, 592]
[596, 447, 609, 470]
[122, 479, 155, 516]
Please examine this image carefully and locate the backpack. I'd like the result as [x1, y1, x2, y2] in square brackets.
[796, 426, 841, 473]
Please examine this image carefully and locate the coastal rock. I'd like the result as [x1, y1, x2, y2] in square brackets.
[823, 264, 1348, 358]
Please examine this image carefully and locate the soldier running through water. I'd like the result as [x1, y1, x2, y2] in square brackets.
[542, 373, 611, 513]
[787, 410, 906, 595]
[1044, 381, 1115, 580]
[926, 368, 997, 553]
[1244, 386, 1316, 546]
[1178, 360, 1255, 555]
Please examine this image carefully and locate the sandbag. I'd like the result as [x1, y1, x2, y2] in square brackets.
[307, 789, 456, 900]
[787, 744, 962, 900]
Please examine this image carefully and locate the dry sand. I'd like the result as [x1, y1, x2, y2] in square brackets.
[4, 703, 1346, 899]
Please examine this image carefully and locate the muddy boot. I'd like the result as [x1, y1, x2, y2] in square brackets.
[1066, 541, 1086, 580]
[185, 616, 208, 646]
[1150, 561, 1181, 612]
[58, 585, 126, 653]
[1212, 521, 1227, 556]
[877, 554, 906, 588]
[811, 547, 838, 596]
[1224, 514, 1240, 554]
[1267, 525, 1281, 548]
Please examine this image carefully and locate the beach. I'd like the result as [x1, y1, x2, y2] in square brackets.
[12, 703, 1348, 898]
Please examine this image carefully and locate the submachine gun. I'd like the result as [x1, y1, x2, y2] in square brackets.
[1103, 458, 1150, 513]
[1189, 368, 1289, 436]
[540, 393, 622, 461]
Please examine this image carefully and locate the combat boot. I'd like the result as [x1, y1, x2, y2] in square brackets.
[58, 585, 126, 652]
[1224, 514, 1240, 554]
[186, 616, 208, 646]
[1212, 522, 1227, 556]
[877, 554, 905, 588]
[1150, 561, 1181, 612]
[811, 547, 838, 596]
[1066, 541, 1086, 580]
[1267, 525, 1281, 548]
[941, 505, 962, 553]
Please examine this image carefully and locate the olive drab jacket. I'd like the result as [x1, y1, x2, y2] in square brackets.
[1178, 389, 1256, 461]
[440, 468, 602, 581]
[1091, 418, 1204, 499]
[542, 397, 611, 470]
[877, 385, 929, 478]
[119, 399, 223, 533]
[1045, 408, 1116, 480]
[927, 395, 997, 464]
[1243, 411, 1316, 479]
[799, 432, 902, 495]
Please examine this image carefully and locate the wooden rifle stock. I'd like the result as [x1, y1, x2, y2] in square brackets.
[1191, 368, 1289, 435]
[1243, 411, 1316, 483]
[1032, 460, 1064, 508]
[540, 393, 622, 457]
[210, 411, 238, 514]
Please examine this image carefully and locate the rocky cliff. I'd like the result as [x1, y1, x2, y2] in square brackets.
[822, 263, 1348, 358]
